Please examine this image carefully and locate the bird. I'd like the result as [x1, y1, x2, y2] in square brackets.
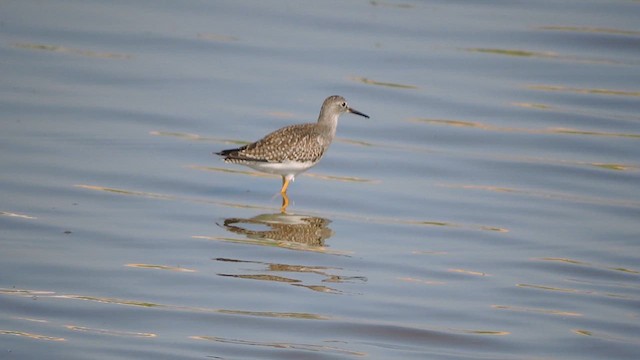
[215, 95, 369, 211]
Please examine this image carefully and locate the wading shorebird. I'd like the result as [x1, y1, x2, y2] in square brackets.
[216, 95, 369, 212]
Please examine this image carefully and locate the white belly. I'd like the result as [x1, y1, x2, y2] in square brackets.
[246, 160, 317, 177]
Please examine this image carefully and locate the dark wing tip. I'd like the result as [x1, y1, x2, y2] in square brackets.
[215, 148, 270, 163]
[215, 149, 233, 156]
[215, 145, 248, 157]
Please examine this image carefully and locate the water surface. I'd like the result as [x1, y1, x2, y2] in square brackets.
[1, 1, 639, 359]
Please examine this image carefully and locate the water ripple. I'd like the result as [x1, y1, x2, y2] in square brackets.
[12, 42, 132, 60]
[190, 335, 367, 357]
[0, 330, 65, 342]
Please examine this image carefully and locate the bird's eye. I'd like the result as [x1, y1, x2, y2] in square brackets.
[341, 102, 347, 107]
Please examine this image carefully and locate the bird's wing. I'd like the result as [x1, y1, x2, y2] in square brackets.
[235, 123, 326, 163]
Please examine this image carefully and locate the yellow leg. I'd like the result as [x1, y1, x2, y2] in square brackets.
[280, 176, 291, 213]
[280, 176, 290, 194]
[280, 191, 290, 213]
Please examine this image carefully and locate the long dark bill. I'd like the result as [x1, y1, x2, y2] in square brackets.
[348, 107, 370, 118]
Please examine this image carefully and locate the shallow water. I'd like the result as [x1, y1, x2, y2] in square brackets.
[1, 0, 639, 359]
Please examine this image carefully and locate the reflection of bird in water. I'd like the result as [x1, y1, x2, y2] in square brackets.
[222, 213, 333, 247]
[215, 95, 369, 212]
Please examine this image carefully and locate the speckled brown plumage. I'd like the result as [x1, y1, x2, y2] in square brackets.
[218, 123, 329, 164]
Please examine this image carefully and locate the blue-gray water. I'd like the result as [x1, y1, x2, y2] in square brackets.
[2, 1, 639, 359]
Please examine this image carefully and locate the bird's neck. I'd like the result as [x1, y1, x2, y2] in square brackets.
[317, 114, 339, 139]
